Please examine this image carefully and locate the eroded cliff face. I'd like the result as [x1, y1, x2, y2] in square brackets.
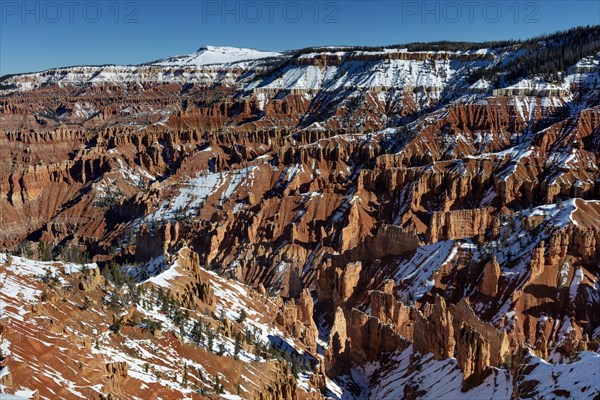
[0, 250, 324, 399]
[1, 41, 600, 399]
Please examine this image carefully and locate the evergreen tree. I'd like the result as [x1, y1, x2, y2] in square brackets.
[214, 374, 223, 394]
[38, 241, 53, 261]
[110, 316, 123, 335]
[291, 356, 300, 378]
[237, 309, 247, 324]
[191, 319, 205, 343]
[182, 363, 188, 388]
[218, 308, 226, 322]
[207, 330, 214, 351]
[234, 333, 242, 360]
[80, 296, 92, 311]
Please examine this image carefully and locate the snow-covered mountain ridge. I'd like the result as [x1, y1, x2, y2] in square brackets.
[152, 45, 284, 67]
[0, 44, 495, 94]
[2, 38, 598, 97]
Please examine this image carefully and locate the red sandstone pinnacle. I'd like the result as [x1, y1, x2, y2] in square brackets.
[478, 257, 501, 297]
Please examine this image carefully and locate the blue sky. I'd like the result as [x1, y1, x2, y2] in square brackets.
[1, 0, 598, 75]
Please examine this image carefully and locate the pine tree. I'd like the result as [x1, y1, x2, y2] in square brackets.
[80, 296, 92, 311]
[214, 374, 223, 394]
[254, 341, 262, 361]
[234, 333, 242, 360]
[191, 319, 205, 343]
[218, 308, 226, 322]
[245, 327, 253, 344]
[38, 241, 53, 261]
[237, 309, 247, 324]
[291, 356, 299, 378]
[110, 316, 123, 335]
[182, 363, 188, 388]
[207, 330, 214, 351]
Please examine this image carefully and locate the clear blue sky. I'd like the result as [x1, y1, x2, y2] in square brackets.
[1, 0, 598, 75]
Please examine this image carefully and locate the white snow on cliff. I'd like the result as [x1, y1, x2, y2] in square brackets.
[153, 46, 282, 67]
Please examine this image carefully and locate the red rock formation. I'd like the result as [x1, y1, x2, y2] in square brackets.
[450, 300, 510, 385]
[1, 33, 600, 398]
[478, 258, 501, 297]
[413, 295, 455, 360]
[276, 289, 319, 351]
[325, 307, 350, 376]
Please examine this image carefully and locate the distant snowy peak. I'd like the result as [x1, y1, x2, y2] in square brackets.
[153, 45, 283, 67]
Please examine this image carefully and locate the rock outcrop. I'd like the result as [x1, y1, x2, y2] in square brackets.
[412, 296, 510, 385]
[276, 289, 319, 351]
[325, 307, 350, 376]
[413, 295, 455, 360]
[450, 300, 510, 386]
[478, 258, 501, 297]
